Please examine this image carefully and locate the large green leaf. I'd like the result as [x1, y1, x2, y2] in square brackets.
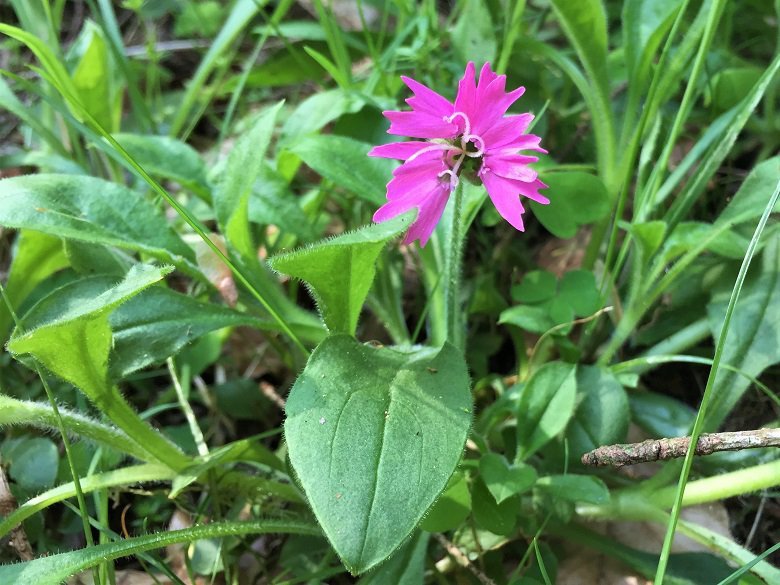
[516, 362, 577, 460]
[216, 102, 283, 258]
[268, 214, 412, 334]
[8, 264, 189, 471]
[0, 174, 196, 270]
[289, 134, 392, 205]
[109, 286, 273, 378]
[704, 239, 780, 430]
[285, 335, 472, 574]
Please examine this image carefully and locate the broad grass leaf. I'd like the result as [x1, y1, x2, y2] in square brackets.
[216, 102, 283, 258]
[531, 172, 609, 238]
[0, 174, 197, 270]
[268, 214, 412, 334]
[289, 134, 392, 205]
[516, 362, 577, 460]
[284, 335, 472, 574]
[548, 0, 609, 97]
[623, 0, 682, 88]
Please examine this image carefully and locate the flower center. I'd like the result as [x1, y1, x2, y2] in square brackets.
[432, 112, 486, 189]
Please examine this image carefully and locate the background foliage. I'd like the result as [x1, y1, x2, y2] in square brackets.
[0, 0, 778, 583]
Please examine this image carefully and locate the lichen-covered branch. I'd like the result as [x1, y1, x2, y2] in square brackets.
[582, 428, 780, 467]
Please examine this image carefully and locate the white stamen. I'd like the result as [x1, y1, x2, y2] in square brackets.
[438, 169, 460, 190]
[406, 143, 460, 163]
[445, 111, 471, 137]
[463, 134, 485, 157]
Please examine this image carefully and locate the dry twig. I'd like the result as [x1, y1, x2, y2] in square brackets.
[0, 459, 33, 560]
[434, 533, 496, 585]
[582, 428, 780, 467]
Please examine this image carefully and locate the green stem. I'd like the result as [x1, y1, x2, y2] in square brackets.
[92, 388, 190, 472]
[654, 177, 780, 584]
[653, 459, 780, 509]
[446, 182, 466, 351]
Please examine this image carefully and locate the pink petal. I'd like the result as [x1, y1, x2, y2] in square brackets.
[403, 187, 451, 246]
[384, 110, 457, 139]
[401, 76, 454, 116]
[481, 170, 526, 231]
[369, 141, 436, 160]
[483, 154, 538, 182]
[454, 62, 477, 124]
[516, 178, 549, 204]
[387, 159, 446, 200]
[476, 62, 499, 90]
[481, 114, 535, 149]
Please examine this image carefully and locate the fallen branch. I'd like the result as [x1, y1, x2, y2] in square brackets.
[582, 428, 780, 467]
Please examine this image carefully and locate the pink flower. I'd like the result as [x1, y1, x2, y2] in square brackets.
[370, 62, 548, 246]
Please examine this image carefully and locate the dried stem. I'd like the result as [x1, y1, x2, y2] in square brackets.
[0, 460, 33, 561]
[582, 428, 780, 467]
[434, 533, 496, 585]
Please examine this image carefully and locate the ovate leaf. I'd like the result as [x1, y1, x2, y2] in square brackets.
[479, 453, 537, 504]
[531, 172, 610, 238]
[285, 335, 472, 573]
[566, 366, 629, 460]
[516, 362, 577, 460]
[535, 474, 609, 505]
[419, 472, 471, 533]
[269, 214, 412, 334]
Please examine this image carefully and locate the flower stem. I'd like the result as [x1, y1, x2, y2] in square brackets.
[446, 181, 466, 351]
